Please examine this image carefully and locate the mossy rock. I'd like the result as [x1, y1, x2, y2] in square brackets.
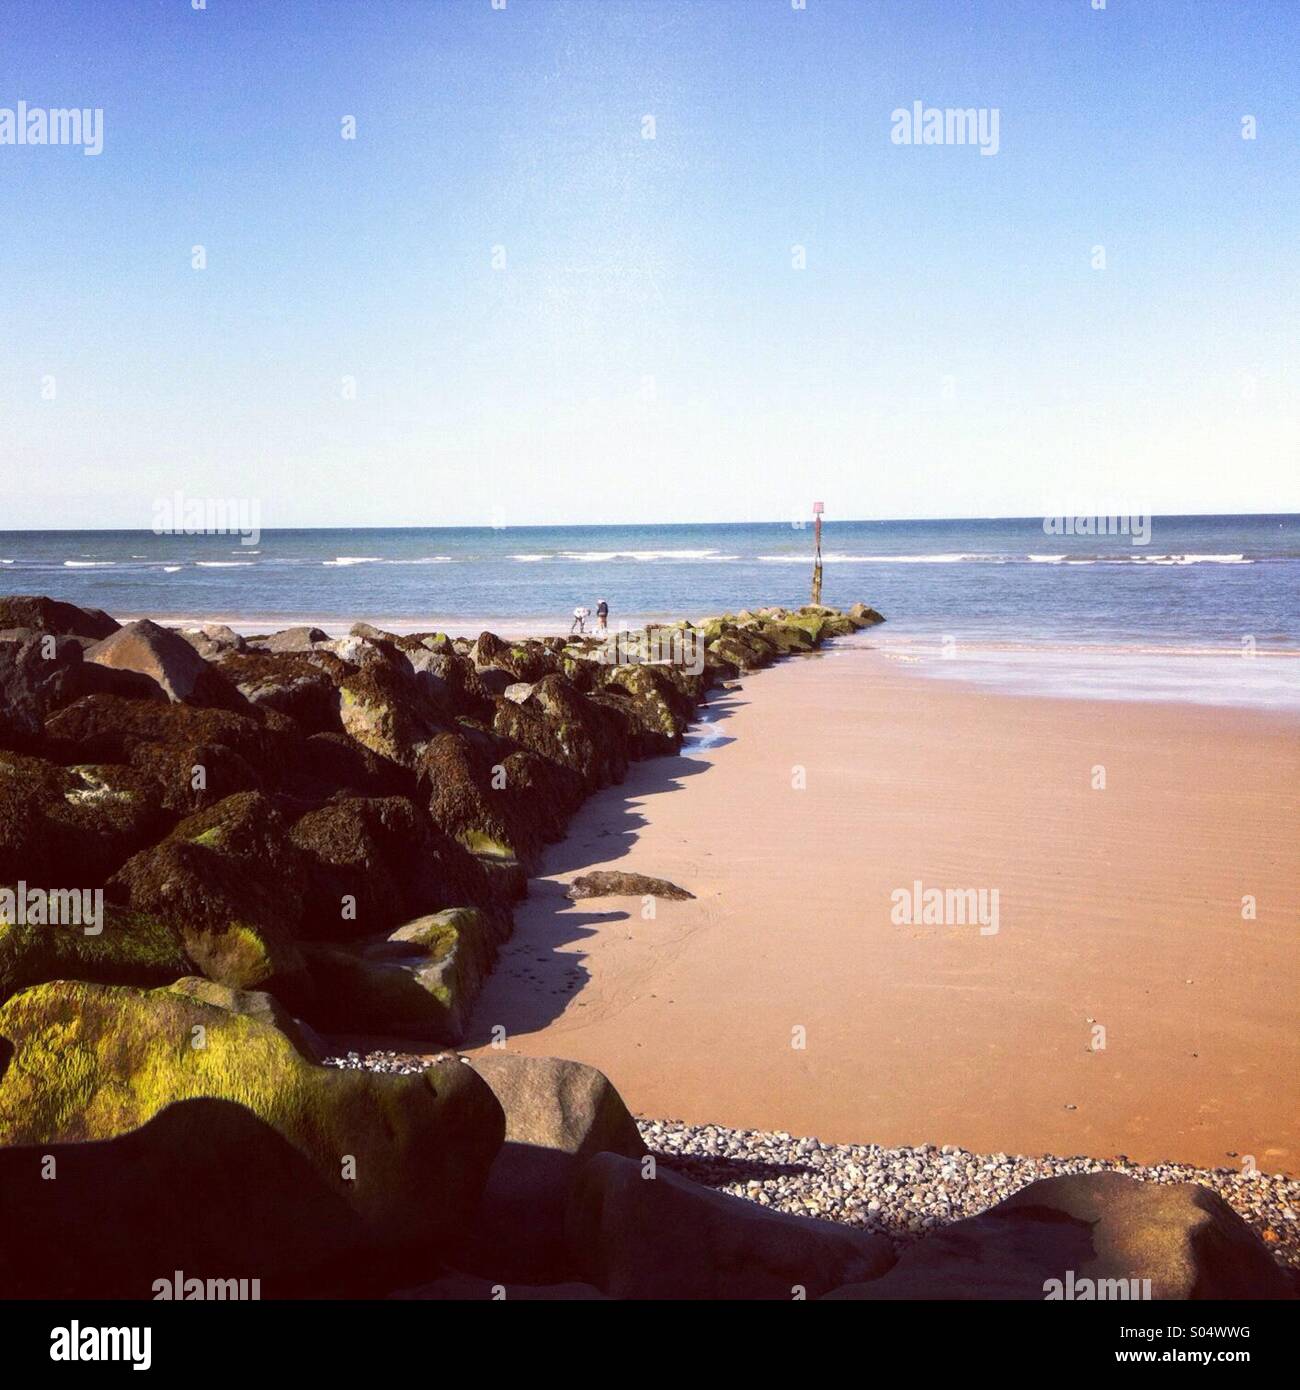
[301, 907, 508, 1041]
[0, 902, 193, 1006]
[0, 979, 504, 1254]
[107, 792, 310, 999]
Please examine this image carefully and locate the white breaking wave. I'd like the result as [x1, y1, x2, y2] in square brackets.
[163, 566, 182, 573]
[197, 561, 254, 568]
[64, 560, 114, 567]
[323, 556, 383, 566]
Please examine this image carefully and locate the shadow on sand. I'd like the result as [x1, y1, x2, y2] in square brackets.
[457, 690, 749, 1046]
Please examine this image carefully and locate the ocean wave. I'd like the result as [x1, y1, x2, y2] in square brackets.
[163, 566, 182, 573]
[323, 556, 384, 566]
[63, 560, 115, 568]
[196, 561, 254, 568]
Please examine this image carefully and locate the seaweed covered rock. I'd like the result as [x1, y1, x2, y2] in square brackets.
[492, 674, 628, 791]
[165, 975, 325, 1062]
[301, 906, 508, 1040]
[419, 730, 536, 866]
[289, 794, 489, 938]
[0, 903, 193, 1007]
[0, 980, 505, 1268]
[107, 792, 310, 998]
[43, 694, 302, 815]
[0, 632, 163, 749]
[217, 650, 344, 733]
[338, 654, 449, 766]
[0, 594, 119, 641]
[0, 752, 169, 887]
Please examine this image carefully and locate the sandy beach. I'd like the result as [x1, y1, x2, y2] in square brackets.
[465, 639, 1300, 1175]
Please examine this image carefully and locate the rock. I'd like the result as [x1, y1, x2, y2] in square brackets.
[0, 1099, 368, 1298]
[338, 657, 447, 766]
[289, 795, 489, 939]
[0, 752, 168, 887]
[848, 602, 885, 628]
[175, 622, 246, 659]
[492, 674, 628, 791]
[217, 651, 343, 733]
[459, 1055, 647, 1282]
[259, 625, 330, 652]
[107, 792, 310, 998]
[43, 694, 286, 816]
[823, 1172, 1291, 1300]
[503, 681, 534, 704]
[164, 975, 323, 1061]
[85, 618, 243, 707]
[0, 980, 504, 1277]
[565, 1152, 895, 1299]
[566, 871, 694, 902]
[0, 632, 164, 749]
[418, 730, 534, 867]
[0, 902, 193, 1007]
[350, 621, 395, 641]
[299, 731, 414, 799]
[301, 907, 508, 1040]
[475, 667, 516, 698]
[0, 594, 119, 641]
[390, 1273, 607, 1300]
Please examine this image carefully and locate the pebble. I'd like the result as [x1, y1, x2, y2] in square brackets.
[321, 1050, 1299, 1275]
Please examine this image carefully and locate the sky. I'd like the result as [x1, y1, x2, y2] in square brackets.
[0, 0, 1296, 530]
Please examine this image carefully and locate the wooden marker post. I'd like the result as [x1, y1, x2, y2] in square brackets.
[811, 501, 824, 604]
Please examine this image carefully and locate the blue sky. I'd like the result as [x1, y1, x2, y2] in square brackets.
[0, 0, 1296, 528]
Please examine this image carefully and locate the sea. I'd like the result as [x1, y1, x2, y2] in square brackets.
[2, 515, 1297, 710]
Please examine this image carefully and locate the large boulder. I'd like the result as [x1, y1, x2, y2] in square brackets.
[216, 651, 343, 733]
[300, 906, 508, 1040]
[0, 752, 168, 887]
[0, 633, 163, 749]
[460, 1055, 647, 1282]
[289, 795, 488, 939]
[107, 792, 310, 998]
[0, 980, 504, 1278]
[85, 618, 243, 707]
[0, 903, 193, 1007]
[0, 594, 118, 640]
[43, 695, 297, 815]
[492, 675, 628, 791]
[338, 657, 447, 766]
[823, 1172, 1291, 1300]
[565, 1151, 895, 1299]
[419, 730, 536, 866]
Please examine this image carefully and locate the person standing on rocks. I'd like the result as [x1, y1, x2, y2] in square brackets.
[570, 604, 590, 635]
[595, 599, 609, 634]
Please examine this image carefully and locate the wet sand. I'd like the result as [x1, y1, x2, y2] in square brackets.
[464, 640, 1300, 1174]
